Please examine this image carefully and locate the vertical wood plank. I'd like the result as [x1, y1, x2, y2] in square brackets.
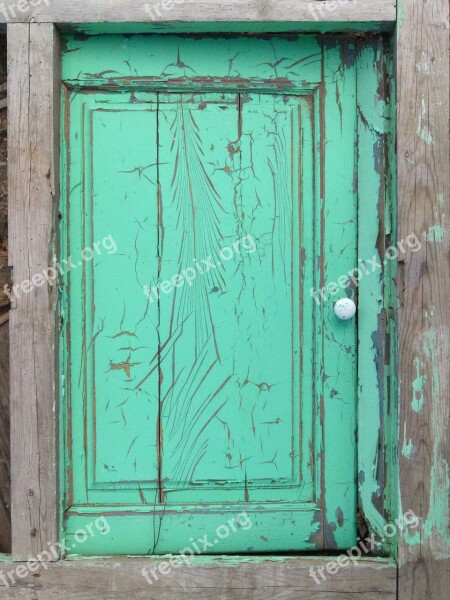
[397, 0, 450, 596]
[8, 23, 60, 560]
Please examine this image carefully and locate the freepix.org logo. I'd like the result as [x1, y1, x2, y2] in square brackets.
[143, 234, 257, 304]
[0, 0, 50, 21]
[142, 512, 253, 585]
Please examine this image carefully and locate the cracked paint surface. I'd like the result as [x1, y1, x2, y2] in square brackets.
[58, 33, 389, 555]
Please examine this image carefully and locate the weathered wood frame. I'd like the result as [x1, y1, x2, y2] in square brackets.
[4, 1, 449, 598]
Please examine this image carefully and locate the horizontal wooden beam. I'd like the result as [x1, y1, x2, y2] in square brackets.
[0, 557, 397, 598]
[0, 0, 396, 25]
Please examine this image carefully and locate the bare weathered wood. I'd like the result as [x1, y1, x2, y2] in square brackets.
[396, 0, 450, 597]
[0, 591, 36, 600]
[0, 590, 394, 600]
[0, 97, 6, 109]
[7, 22, 60, 561]
[0, 557, 396, 597]
[0, 319, 10, 552]
[0, 0, 396, 24]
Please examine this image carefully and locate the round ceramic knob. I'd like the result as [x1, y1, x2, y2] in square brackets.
[334, 298, 356, 320]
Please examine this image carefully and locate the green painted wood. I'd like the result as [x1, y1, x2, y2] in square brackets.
[63, 22, 395, 36]
[61, 34, 323, 93]
[320, 39, 358, 549]
[356, 37, 397, 555]
[156, 92, 313, 505]
[58, 33, 386, 555]
[62, 93, 161, 507]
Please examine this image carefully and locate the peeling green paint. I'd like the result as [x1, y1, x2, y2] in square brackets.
[425, 225, 444, 243]
[424, 305, 436, 318]
[424, 330, 450, 559]
[356, 37, 396, 555]
[65, 554, 292, 564]
[424, 455, 450, 558]
[423, 331, 440, 406]
[0, 554, 12, 563]
[68, 22, 395, 36]
[411, 357, 426, 413]
[397, 2, 405, 25]
[401, 330, 450, 559]
[64, 554, 396, 567]
[417, 98, 434, 145]
[416, 51, 432, 74]
[401, 428, 415, 459]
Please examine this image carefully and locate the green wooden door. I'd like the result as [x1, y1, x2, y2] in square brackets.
[61, 34, 361, 554]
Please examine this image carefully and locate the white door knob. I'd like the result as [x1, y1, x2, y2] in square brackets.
[334, 298, 356, 320]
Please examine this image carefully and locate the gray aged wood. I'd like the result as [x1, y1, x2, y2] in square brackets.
[0, 588, 396, 599]
[0, 0, 396, 24]
[7, 22, 60, 561]
[0, 557, 397, 598]
[396, 0, 450, 598]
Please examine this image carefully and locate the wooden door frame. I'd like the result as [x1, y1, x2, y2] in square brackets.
[4, 1, 449, 598]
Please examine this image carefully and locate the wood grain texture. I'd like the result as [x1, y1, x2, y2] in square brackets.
[0, 589, 395, 600]
[396, 0, 450, 597]
[0, 591, 37, 600]
[0, 319, 10, 552]
[0, 0, 396, 25]
[0, 557, 396, 598]
[7, 23, 60, 560]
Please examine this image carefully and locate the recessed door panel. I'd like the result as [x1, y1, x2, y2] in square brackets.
[156, 93, 312, 504]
